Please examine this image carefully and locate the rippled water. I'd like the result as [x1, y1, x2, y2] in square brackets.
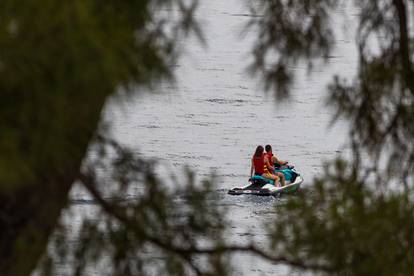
[71, 1, 358, 275]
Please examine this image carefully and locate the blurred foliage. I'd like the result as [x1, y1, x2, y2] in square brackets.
[0, 0, 204, 275]
[268, 159, 414, 275]
[246, 0, 335, 99]
[41, 136, 230, 275]
[247, 0, 414, 180]
[247, 0, 414, 275]
[1, 0, 414, 275]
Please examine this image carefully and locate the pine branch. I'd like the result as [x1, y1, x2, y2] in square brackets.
[392, 0, 414, 93]
[78, 172, 336, 274]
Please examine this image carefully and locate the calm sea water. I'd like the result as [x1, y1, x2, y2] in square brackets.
[69, 1, 358, 275]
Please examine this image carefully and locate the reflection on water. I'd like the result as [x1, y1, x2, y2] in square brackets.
[70, 0, 358, 274]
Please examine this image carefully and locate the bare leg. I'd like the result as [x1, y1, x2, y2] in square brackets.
[277, 172, 285, 186]
[269, 175, 280, 187]
[262, 173, 280, 187]
[273, 175, 281, 187]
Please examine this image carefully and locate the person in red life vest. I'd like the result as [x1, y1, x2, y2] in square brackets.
[250, 145, 281, 187]
[265, 144, 287, 186]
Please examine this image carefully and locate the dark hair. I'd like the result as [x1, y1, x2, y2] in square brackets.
[254, 145, 264, 157]
[265, 144, 272, 152]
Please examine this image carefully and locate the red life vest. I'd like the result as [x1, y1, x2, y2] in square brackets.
[266, 152, 274, 166]
[253, 153, 268, 175]
[265, 152, 275, 173]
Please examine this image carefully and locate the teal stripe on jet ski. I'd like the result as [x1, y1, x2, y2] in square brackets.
[251, 169, 298, 184]
[251, 175, 275, 185]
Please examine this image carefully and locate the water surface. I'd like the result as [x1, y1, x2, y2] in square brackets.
[73, 1, 358, 274]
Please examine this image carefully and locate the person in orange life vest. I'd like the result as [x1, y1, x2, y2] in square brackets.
[264, 144, 287, 186]
[250, 145, 281, 187]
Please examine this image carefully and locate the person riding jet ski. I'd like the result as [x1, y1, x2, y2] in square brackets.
[250, 145, 284, 187]
[228, 146, 303, 196]
[264, 144, 287, 186]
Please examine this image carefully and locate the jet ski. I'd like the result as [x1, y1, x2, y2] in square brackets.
[228, 164, 303, 196]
